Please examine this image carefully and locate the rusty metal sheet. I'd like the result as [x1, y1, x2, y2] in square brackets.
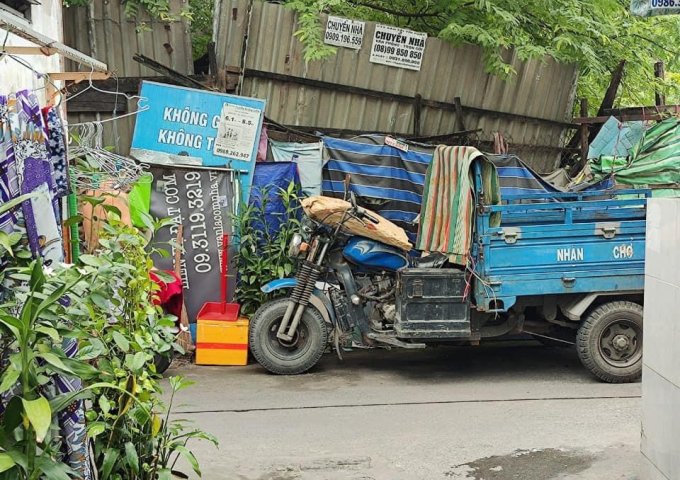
[215, 0, 578, 171]
[63, 0, 193, 153]
[63, 0, 192, 76]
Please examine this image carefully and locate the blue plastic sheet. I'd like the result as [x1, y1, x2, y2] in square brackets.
[588, 116, 645, 160]
[249, 162, 300, 239]
[270, 140, 324, 196]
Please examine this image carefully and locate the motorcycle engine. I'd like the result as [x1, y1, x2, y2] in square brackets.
[356, 275, 397, 330]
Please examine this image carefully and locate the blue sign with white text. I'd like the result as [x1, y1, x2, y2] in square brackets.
[130, 81, 266, 204]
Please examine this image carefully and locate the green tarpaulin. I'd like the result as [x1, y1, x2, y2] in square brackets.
[590, 117, 680, 195]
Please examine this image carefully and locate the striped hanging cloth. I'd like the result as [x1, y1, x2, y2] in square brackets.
[416, 145, 500, 265]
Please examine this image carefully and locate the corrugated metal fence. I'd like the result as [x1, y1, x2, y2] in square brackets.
[214, 0, 578, 171]
[62, 0, 193, 153]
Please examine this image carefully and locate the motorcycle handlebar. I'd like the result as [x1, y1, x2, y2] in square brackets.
[356, 207, 380, 225]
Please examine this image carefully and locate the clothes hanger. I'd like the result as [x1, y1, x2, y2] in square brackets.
[63, 65, 142, 104]
[68, 121, 145, 191]
[61, 66, 149, 126]
[67, 100, 149, 127]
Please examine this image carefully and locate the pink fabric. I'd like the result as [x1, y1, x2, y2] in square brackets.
[257, 125, 268, 162]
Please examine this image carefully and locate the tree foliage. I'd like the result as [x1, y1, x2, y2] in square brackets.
[285, 0, 680, 111]
[189, 0, 214, 60]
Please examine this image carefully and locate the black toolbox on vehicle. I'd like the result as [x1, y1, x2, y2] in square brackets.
[395, 268, 470, 338]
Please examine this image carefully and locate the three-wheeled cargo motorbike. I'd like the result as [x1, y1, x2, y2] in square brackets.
[249, 166, 647, 383]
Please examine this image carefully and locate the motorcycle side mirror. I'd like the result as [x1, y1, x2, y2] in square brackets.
[349, 191, 358, 209]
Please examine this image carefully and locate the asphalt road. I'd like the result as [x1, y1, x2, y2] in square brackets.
[166, 340, 642, 480]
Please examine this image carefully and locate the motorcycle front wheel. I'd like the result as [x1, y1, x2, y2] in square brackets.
[249, 298, 329, 375]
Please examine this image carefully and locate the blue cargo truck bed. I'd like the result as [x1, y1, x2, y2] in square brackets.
[473, 188, 649, 312]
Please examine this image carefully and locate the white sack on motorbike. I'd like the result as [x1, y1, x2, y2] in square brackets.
[301, 196, 413, 252]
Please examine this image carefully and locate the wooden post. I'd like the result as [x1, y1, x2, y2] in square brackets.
[562, 60, 625, 164]
[655, 61, 665, 106]
[413, 94, 422, 136]
[208, 41, 218, 76]
[454, 96, 466, 131]
[598, 60, 626, 116]
[580, 98, 589, 162]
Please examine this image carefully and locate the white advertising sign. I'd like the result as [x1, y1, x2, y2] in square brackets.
[324, 16, 364, 49]
[213, 103, 261, 161]
[369, 24, 427, 71]
[631, 0, 680, 16]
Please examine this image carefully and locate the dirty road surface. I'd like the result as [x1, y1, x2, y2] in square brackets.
[167, 341, 641, 479]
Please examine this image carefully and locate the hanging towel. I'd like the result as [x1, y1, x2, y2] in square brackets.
[42, 106, 70, 198]
[257, 124, 269, 161]
[271, 139, 323, 196]
[7, 90, 63, 266]
[416, 145, 500, 265]
[0, 95, 21, 233]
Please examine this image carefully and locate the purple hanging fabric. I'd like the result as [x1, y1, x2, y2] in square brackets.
[42, 106, 70, 198]
[0, 92, 90, 480]
[0, 95, 21, 233]
[7, 90, 63, 266]
[47, 338, 93, 479]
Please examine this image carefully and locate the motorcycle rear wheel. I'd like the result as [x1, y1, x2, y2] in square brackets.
[249, 298, 329, 375]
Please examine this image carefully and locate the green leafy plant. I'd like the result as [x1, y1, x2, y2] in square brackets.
[71, 204, 217, 479]
[0, 258, 98, 479]
[82, 375, 217, 480]
[188, 0, 215, 60]
[0, 196, 216, 479]
[144, 376, 217, 479]
[63, 0, 192, 24]
[0, 196, 98, 479]
[234, 182, 302, 315]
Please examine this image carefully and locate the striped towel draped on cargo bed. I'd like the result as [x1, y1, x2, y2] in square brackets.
[416, 146, 500, 265]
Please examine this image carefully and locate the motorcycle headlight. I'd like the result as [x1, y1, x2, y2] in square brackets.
[301, 215, 316, 234]
[288, 233, 304, 257]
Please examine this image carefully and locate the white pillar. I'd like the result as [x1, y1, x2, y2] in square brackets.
[641, 198, 680, 480]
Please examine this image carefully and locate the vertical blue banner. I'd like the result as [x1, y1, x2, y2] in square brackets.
[130, 81, 266, 204]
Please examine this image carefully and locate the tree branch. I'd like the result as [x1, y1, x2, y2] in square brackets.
[632, 33, 680, 57]
[350, 1, 443, 18]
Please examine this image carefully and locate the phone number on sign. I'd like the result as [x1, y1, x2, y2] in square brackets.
[184, 171, 212, 274]
[215, 148, 250, 160]
[325, 31, 362, 45]
[373, 44, 423, 59]
[651, 0, 679, 7]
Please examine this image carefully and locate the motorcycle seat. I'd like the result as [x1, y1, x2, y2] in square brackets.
[410, 252, 448, 269]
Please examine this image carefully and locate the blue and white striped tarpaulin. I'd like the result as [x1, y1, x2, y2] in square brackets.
[322, 135, 433, 240]
[488, 154, 615, 198]
[321, 139, 613, 240]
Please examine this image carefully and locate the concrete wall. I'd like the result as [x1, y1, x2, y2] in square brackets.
[641, 198, 680, 480]
[0, 0, 64, 101]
